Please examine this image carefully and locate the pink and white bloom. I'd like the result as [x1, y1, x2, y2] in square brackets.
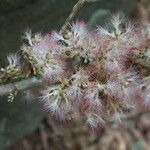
[67, 84, 83, 103]
[85, 113, 105, 129]
[111, 111, 125, 124]
[85, 86, 102, 107]
[13, 17, 149, 128]
[40, 85, 71, 121]
[42, 61, 66, 82]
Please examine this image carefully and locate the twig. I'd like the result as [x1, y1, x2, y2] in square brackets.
[60, 0, 86, 34]
[60, 0, 99, 34]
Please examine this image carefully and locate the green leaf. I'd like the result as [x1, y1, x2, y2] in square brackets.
[88, 9, 109, 27]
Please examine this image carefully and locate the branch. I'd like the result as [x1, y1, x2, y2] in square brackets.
[0, 77, 42, 96]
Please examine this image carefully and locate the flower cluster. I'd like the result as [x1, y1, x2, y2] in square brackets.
[0, 53, 23, 84]
[1, 15, 150, 129]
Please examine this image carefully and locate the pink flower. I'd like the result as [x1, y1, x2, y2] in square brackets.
[85, 113, 105, 130]
[85, 85, 102, 107]
[42, 61, 66, 83]
[12, 18, 149, 128]
[111, 111, 125, 124]
[32, 35, 59, 66]
[40, 85, 71, 121]
[67, 84, 83, 103]
[103, 59, 125, 73]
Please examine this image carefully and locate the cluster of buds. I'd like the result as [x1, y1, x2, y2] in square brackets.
[0, 54, 23, 84]
[1, 14, 150, 129]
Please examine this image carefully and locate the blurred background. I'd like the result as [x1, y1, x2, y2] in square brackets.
[0, 0, 149, 149]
